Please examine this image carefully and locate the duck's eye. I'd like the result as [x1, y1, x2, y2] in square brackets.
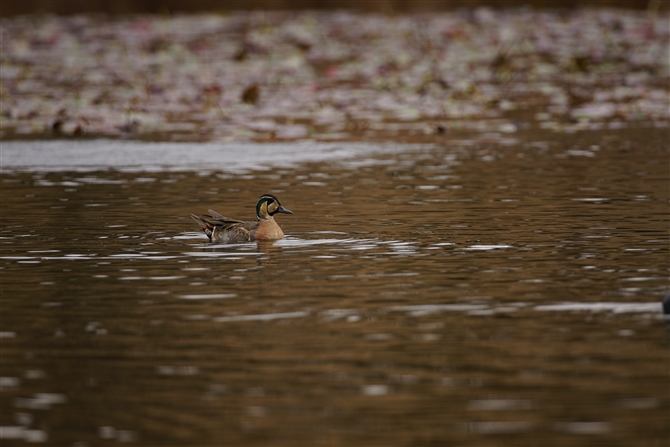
[267, 201, 278, 214]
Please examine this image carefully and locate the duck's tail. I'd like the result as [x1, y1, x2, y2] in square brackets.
[191, 214, 215, 242]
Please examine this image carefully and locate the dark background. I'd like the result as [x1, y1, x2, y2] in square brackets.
[0, 0, 663, 16]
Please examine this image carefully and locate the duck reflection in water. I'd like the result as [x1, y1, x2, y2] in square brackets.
[191, 194, 292, 243]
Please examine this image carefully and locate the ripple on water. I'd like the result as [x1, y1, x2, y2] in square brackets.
[14, 393, 67, 410]
[533, 302, 661, 313]
[466, 399, 534, 411]
[389, 303, 489, 317]
[1, 131, 668, 446]
[182, 251, 261, 258]
[555, 422, 612, 435]
[0, 427, 48, 443]
[178, 294, 237, 300]
[214, 311, 309, 323]
[467, 421, 534, 434]
[463, 244, 514, 251]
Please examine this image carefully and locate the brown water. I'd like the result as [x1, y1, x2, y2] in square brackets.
[1, 127, 668, 446]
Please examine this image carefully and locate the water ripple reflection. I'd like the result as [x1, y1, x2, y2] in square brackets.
[1, 129, 668, 446]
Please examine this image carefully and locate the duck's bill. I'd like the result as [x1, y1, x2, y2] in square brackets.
[277, 206, 293, 215]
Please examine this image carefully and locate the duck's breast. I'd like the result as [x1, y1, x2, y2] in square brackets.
[253, 220, 285, 241]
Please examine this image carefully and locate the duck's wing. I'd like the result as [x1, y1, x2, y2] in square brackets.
[191, 213, 255, 243]
[220, 221, 256, 243]
[192, 212, 243, 228]
[207, 209, 228, 220]
[191, 214, 218, 242]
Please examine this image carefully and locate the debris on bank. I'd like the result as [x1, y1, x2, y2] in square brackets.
[1, 9, 668, 141]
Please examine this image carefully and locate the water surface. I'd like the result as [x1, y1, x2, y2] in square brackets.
[1, 127, 668, 446]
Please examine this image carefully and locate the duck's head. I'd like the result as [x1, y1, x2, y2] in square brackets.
[256, 194, 293, 221]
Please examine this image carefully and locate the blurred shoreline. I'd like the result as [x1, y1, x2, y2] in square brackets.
[1, 8, 668, 142]
[1, 0, 666, 17]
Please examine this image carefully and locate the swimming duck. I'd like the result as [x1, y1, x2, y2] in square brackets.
[191, 194, 292, 243]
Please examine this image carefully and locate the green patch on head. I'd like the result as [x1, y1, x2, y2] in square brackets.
[256, 194, 292, 220]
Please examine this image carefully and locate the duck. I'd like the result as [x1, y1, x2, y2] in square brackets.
[191, 194, 292, 243]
